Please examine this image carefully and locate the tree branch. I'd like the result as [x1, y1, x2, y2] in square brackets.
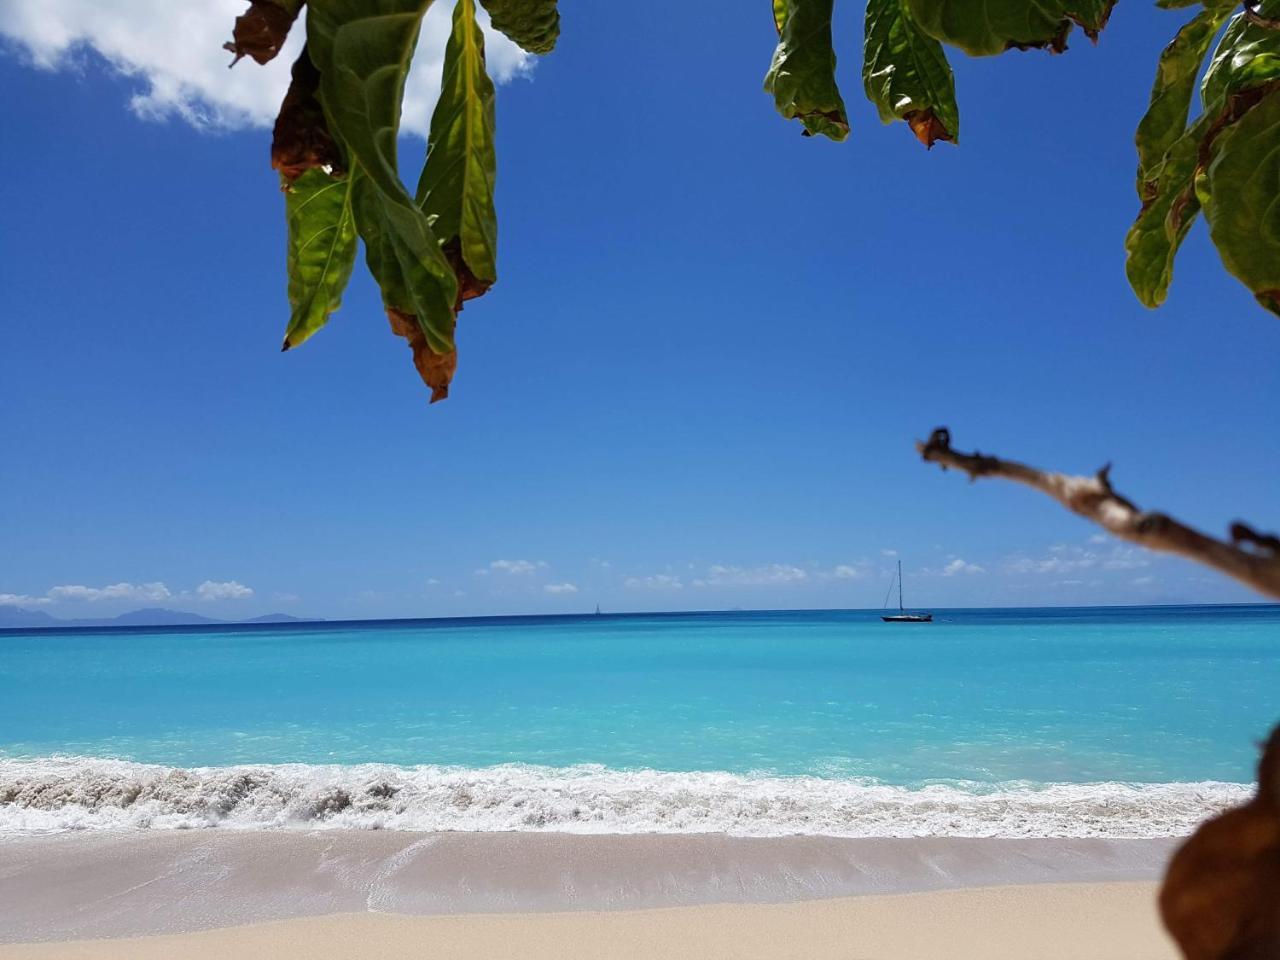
[916, 427, 1280, 600]
[1243, 0, 1280, 31]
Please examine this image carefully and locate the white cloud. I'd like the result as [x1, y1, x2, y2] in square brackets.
[1007, 553, 1090, 575]
[195, 579, 253, 601]
[1006, 543, 1150, 576]
[48, 581, 172, 602]
[544, 582, 578, 595]
[1101, 549, 1150, 571]
[485, 559, 545, 576]
[624, 574, 684, 590]
[695, 564, 809, 587]
[0, 593, 50, 607]
[1132, 575, 1156, 586]
[830, 565, 864, 580]
[425, 578, 441, 586]
[0, 0, 532, 136]
[881, 549, 898, 558]
[4, 579, 264, 606]
[942, 559, 985, 577]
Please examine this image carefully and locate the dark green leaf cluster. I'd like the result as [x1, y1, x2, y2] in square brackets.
[478, 0, 559, 55]
[766, 0, 1119, 147]
[1126, 0, 1280, 315]
[904, 0, 1115, 57]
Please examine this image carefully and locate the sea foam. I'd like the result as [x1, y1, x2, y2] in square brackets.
[0, 756, 1250, 838]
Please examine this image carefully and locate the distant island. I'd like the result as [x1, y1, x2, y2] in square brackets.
[0, 607, 319, 630]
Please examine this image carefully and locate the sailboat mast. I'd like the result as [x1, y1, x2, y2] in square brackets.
[898, 560, 904, 611]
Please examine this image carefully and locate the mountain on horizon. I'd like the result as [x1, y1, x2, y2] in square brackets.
[0, 606, 319, 630]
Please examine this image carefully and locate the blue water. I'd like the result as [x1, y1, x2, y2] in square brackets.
[3, 605, 1277, 785]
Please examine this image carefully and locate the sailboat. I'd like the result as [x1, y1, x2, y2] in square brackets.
[881, 560, 932, 623]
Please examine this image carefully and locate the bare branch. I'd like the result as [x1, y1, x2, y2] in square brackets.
[1244, 0, 1280, 31]
[916, 428, 1280, 600]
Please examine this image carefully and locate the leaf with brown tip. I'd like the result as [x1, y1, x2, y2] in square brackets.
[764, 0, 850, 141]
[225, 0, 302, 66]
[388, 308, 457, 403]
[352, 171, 460, 400]
[864, 0, 959, 147]
[308, 0, 459, 357]
[272, 47, 344, 182]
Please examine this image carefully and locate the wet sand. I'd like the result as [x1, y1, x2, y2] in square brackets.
[0, 830, 1178, 946]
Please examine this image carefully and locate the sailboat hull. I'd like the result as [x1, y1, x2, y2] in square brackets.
[882, 561, 932, 622]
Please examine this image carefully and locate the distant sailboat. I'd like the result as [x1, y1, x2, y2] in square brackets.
[594, 604, 602, 616]
[882, 560, 932, 623]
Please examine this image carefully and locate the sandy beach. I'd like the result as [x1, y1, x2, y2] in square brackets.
[0, 883, 1178, 960]
[0, 831, 1182, 958]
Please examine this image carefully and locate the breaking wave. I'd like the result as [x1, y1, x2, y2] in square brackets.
[0, 756, 1250, 838]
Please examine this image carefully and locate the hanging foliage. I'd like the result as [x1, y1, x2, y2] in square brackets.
[228, 0, 1280, 398]
[1126, 0, 1280, 315]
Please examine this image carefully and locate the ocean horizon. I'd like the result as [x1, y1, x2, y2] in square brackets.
[2, 604, 1276, 838]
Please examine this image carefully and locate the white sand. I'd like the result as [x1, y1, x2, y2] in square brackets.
[0, 882, 1178, 960]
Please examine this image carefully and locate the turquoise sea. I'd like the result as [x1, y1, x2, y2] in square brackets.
[1, 605, 1277, 837]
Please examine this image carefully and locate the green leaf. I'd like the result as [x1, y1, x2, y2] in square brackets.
[306, 0, 424, 207]
[1135, 5, 1234, 191]
[351, 169, 458, 355]
[477, 0, 559, 55]
[1201, 6, 1280, 111]
[1125, 115, 1208, 308]
[352, 168, 460, 400]
[1128, 0, 1280, 313]
[1204, 87, 1280, 315]
[772, 0, 788, 32]
[904, 0, 1115, 57]
[764, 0, 849, 141]
[306, 0, 460, 373]
[416, 0, 498, 300]
[863, 0, 959, 147]
[282, 167, 359, 351]
[1126, 0, 1280, 316]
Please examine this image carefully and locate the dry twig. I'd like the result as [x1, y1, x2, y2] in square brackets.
[916, 428, 1280, 599]
[1244, 0, 1280, 31]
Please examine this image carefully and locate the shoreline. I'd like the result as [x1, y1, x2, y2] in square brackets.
[0, 755, 1247, 836]
[0, 830, 1179, 943]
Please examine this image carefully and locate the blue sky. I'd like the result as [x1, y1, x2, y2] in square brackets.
[1, 1, 1278, 620]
